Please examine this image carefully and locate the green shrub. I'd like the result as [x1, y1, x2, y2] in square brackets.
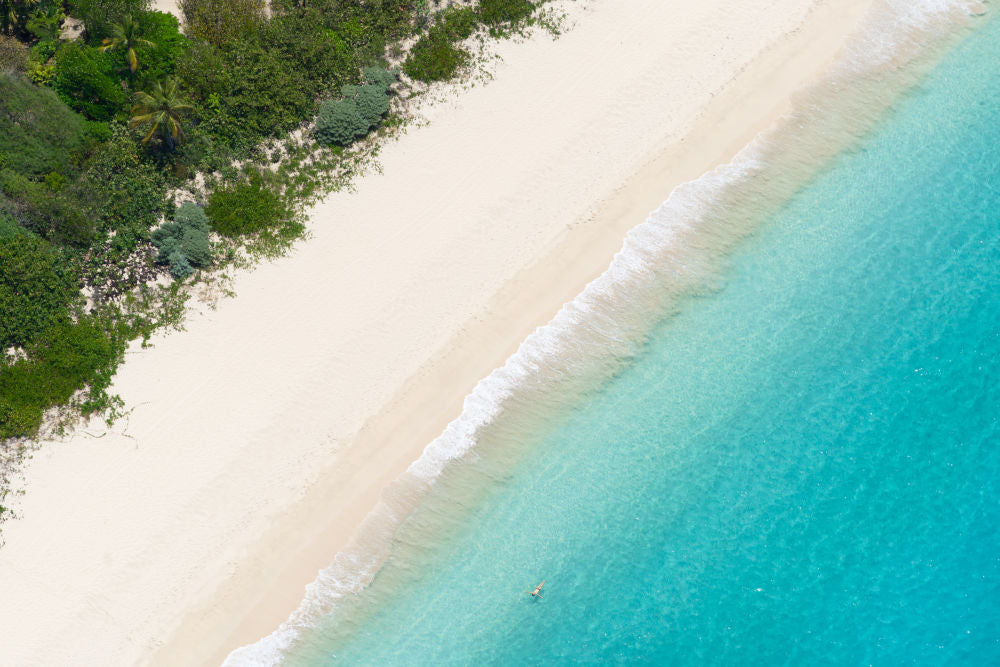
[174, 199, 209, 229]
[0, 235, 81, 350]
[479, 0, 535, 28]
[151, 201, 212, 276]
[177, 40, 312, 152]
[53, 42, 128, 121]
[404, 25, 467, 83]
[0, 314, 125, 440]
[178, 223, 211, 265]
[83, 125, 168, 242]
[314, 74, 392, 148]
[205, 173, 289, 237]
[263, 11, 356, 94]
[0, 72, 97, 178]
[440, 6, 478, 41]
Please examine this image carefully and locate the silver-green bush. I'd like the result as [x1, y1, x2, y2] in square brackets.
[152, 202, 212, 277]
[314, 68, 395, 147]
[314, 98, 367, 147]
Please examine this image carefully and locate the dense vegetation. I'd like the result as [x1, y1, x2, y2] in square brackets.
[0, 0, 548, 455]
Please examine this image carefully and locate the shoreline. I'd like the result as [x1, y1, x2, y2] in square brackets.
[0, 1, 875, 665]
[168, 1, 879, 663]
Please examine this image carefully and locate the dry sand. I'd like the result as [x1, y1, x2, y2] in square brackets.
[152, 0, 181, 20]
[0, 0, 874, 664]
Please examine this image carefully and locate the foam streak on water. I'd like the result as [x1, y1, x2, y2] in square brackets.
[225, 1, 984, 663]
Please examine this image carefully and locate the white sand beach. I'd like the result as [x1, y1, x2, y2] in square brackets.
[0, 0, 873, 664]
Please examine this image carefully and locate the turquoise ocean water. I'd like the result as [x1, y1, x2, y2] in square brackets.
[231, 3, 999, 664]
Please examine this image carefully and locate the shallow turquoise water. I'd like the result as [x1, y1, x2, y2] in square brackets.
[289, 13, 1000, 666]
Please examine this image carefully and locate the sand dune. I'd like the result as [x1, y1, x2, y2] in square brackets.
[0, 1, 872, 664]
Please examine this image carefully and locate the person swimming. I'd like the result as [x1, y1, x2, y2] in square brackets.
[528, 580, 545, 599]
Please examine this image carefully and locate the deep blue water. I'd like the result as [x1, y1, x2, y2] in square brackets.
[285, 11, 1000, 666]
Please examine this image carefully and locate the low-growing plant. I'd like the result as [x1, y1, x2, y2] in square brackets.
[205, 172, 289, 237]
[0, 313, 127, 440]
[479, 0, 536, 29]
[404, 24, 467, 83]
[440, 6, 478, 41]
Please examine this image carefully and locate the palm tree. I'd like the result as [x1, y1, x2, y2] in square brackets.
[130, 78, 192, 150]
[99, 15, 154, 74]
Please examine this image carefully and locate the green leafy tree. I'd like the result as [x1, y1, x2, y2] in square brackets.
[0, 170, 95, 246]
[53, 41, 129, 121]
[129, 77, 191, 148]
[133, 11, 185, 87]
[176, 39, 311, 152]
[23, 0, 63, 41]
[99, 14, 154, 74]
